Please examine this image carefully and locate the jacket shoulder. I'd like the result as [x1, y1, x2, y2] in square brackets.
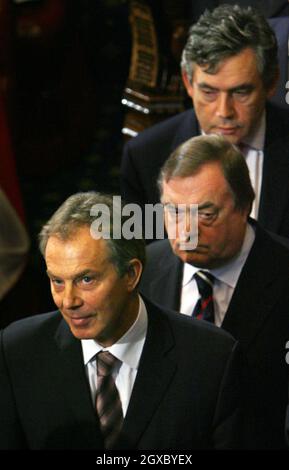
[1, 311, 62, 350]
[125, 109, 195, 149]
[256, 226, 289, 264]
[146, 297, 237, 350]
[146, 239, 172, 258]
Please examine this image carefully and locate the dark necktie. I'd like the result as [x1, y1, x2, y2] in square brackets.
[96, 351, 123, 449]
[192, 270, 215, 323]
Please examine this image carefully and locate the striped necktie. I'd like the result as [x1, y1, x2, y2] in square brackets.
[96, 351, 123, 449]
[192, 270, 215, 322]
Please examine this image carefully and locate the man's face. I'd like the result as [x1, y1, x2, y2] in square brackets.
[183, 48, 276, 144]
[45, 226, 139, 346]
[162, 162, 249, 269]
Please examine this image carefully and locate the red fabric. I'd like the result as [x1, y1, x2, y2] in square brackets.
[0, 95, 25, 222]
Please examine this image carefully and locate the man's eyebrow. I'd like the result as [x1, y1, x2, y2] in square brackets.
[46, 270, 57, 278]
[229, 84, 255, 93]
[198, 202, 216, 210]
[197, 82, 255, 93]
[46, 269, 97, 279]
[198, 82, 218, 91]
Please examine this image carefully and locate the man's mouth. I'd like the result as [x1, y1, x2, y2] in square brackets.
[68, 315, 94, 327]
[215, 126, 239, 135]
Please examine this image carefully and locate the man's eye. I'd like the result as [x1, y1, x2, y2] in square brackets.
[198, 211, 218, 224]
[199, 212, 214, 219]
[51, 279, 64, 287]
[233, 90, 250, 101]
[202, 89, 217, 99]
[81, 276, 93, 285]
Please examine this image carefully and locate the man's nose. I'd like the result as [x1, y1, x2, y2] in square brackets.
[216, 93, 235, 119]
[62, 285, 82, 310]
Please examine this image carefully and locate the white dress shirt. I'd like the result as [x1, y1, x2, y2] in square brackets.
[81, 295, 148, 417]
[241, 111, 265, 219]
[180, 224, 255, 326]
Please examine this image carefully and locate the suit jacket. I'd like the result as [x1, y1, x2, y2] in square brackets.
[140, 224, 289, 449]
[0, 298, 242, 450]
[121, 103, 289, 238]
[286, 402, 289, 448]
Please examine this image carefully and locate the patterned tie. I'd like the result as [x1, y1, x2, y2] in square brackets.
[192, 270, 215, 322]
[96, 351, 123, 449]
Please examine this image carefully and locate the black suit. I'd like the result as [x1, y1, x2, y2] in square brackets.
[121, 103, 289, 238]
[0, 299, 242, 450]
[286, 401, 289, 448]
[140, 225, 289, 449]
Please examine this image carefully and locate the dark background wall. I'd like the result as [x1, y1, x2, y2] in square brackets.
[0, 0, 131, 326]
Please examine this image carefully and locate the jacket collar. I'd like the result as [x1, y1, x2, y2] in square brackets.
[118, 298, 177, 449]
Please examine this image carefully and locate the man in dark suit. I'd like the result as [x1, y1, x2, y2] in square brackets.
[0, 191, 242, 450]
[140, 134, 289, 449]
[121, 4, 289, 239]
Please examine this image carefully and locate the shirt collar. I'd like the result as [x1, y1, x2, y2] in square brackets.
[81, 295, 148, 370]
[240, 111, 266, 151]
[183, 223, 255, 289]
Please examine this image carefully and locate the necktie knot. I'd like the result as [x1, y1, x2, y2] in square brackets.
[194, 270, 214, 295]
[192, 270, 215, 322]
[97, 351, 120, 377]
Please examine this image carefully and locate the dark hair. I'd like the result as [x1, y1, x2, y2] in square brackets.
[39, 192, 146, 276]
[181, 4, 278, 90]
[159, 134, 255, 213]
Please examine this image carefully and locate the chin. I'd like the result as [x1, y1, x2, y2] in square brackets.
[69, 326, 95, 340]
[178, 251, 208, 266]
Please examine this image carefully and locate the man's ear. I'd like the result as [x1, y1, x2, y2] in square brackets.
[126, 259, 143, 292]
[182, 70, 194, 99]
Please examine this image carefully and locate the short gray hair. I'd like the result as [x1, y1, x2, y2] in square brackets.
[181, 4, 278, 90]
[158, 134, 255, 214]
[39, 192, 146, 277]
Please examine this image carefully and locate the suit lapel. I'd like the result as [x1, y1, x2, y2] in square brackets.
[118, 302, 177, 449]
[221, 227, 280, 350]
[259, 105, 289, 232]
[148, 243, 183, 310]
[171, 109, 199, 152]
[54, 319, 103, 448]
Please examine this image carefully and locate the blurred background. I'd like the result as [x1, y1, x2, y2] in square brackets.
[0, 0, 288, 327]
